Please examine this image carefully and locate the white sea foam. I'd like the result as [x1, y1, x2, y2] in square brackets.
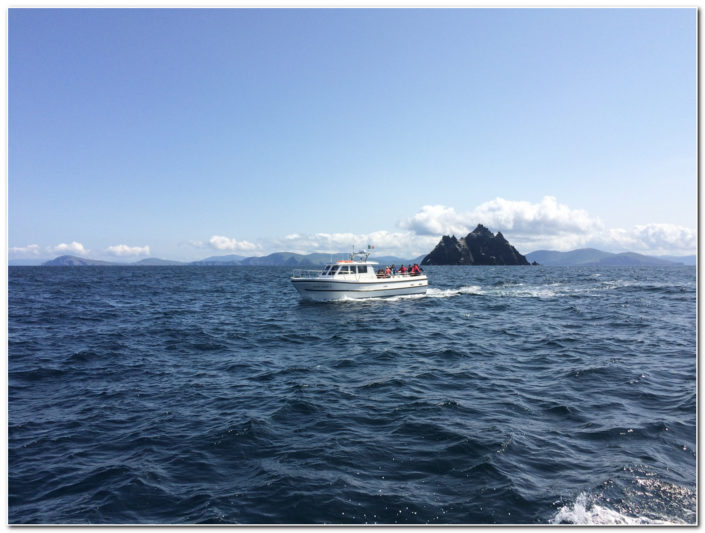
[359, 285, 482, 301]
[339, 292, 428, 303]
[425, 285, 483, 298]
[501, 287, 561, 299]
[551, 492, 685, 525]
[552, 493, 645, 525]
[379, 292, 428, 302]
[331, 286, 479, 303]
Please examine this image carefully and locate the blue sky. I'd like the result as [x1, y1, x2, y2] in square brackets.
[9, 8, 696, 261]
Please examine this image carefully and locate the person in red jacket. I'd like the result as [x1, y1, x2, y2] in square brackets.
[399, 264, 408, 275]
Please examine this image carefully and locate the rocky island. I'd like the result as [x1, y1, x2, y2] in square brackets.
[421, 224, 531, 266]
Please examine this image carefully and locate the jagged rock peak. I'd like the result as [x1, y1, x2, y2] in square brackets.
[469, 224, 494, 238]
[421, 225, 529, 266]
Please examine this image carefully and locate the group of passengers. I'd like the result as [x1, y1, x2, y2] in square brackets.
[378, 263, 424, 278]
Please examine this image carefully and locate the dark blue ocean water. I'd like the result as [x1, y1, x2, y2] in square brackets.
[8, 265, 697, 524]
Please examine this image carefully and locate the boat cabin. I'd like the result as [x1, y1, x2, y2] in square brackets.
[321, 263, 371, 276]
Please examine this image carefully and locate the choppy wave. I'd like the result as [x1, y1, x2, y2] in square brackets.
[553, 493, 661, 525]
[552, 475, 696, 526]
[9, 265, 696, 524]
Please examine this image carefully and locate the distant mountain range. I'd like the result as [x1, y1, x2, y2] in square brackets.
[190, 254, 247, 265]
[36, 252, 425, 267]
[41, 256, 117, 266]
[525, 249, 696, 267]
[9, 248, 695, 267]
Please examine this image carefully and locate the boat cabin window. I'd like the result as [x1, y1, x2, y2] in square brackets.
[322, 266, 331, 275]
[328, 265, 339, 275]
[357, 265, 368, 274]
[338, 265, 351, 274]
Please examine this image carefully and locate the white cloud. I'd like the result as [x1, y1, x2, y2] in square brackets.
[53, 241, 88, 255]
[471, 196, 602, 236]
[598, 224, 696, 256]
[9, 244, 40, 257]
[106, 244, 150, 257]
[400, 205, 470, 236]
[270, 230, 438, 259]
[399, 197, 695, 255]
[517, 221, 696, 255]
[209, 235, 260, 252]
[400, 196, 602, 238]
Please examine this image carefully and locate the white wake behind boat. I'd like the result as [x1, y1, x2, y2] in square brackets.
[291, 250, 428, 302]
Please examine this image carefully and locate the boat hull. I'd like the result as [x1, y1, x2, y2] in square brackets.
[291, 276, 428, 301]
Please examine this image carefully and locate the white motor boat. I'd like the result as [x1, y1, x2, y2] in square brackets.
[291, 250, 428, 302]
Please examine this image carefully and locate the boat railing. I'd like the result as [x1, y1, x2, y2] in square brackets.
[291, 269, 323, 279]
[375, 270, 426, 279]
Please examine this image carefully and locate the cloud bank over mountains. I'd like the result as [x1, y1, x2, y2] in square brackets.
[53, 241, 89, 255]
[11, 242, 150, 260]
[106, 244, 150, 257]
[273, 231, 438, 257]
[9, 197, 696, 261]
[9, 244, 41, 256]
[399, 197, 695, 256]
[259, 197, 695, 258]
[402, 197, 601, 238]
[208, 235, 260, 252]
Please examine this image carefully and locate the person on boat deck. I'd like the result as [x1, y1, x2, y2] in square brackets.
[391, 264, 397, 274]
[410, 263, 422, 276]
[385, 266, 392, 277]
[399, 265, 408, 275]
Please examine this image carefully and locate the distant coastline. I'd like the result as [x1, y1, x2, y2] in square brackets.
[8, 249, 696, 267]
[525, 249, 696, 267]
